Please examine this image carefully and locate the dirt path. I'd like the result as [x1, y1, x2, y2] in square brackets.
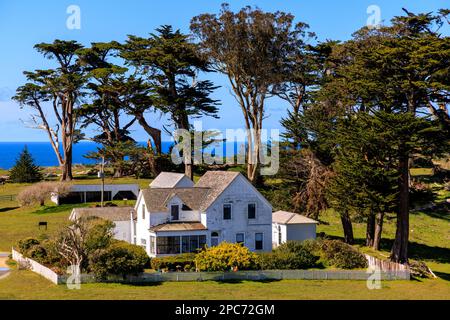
[0, 253, 10, 268]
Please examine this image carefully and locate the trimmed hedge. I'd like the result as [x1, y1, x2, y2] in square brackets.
[150, 253, 197, 272]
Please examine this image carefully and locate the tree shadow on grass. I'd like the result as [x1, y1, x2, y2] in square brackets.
[117, 281, 163, 287]
[0, 206, 19, 212]
[215, 279, 282, 284]
[32, 203, 89, 215]
[323, 234, 450, 264]
[433, 271, 450, 282]
[412, 203, 450, 222]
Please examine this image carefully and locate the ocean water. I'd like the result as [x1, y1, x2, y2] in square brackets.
[0, 141, 245, 169]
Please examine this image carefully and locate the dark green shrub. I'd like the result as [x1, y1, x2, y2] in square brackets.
[151, 253, 196, 271]
[89, 241, 149, 279]
[319, 240, 368, 269]
[194, 242, 259, 272]
[259, 241, 320, 270]
[26, 244, 47, 262]
[17, 237, 40, 254]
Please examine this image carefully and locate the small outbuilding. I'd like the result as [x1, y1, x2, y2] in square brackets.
[272, 210, 318, 248]
[69, 207, 135, 243]
[51, 184, 139, 205]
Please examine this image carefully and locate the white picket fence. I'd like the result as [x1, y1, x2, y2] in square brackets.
[11, 248, 60, 284]
[12, 249, 410, 285]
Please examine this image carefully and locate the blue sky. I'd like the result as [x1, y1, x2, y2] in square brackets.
[0, 0, 448, 142]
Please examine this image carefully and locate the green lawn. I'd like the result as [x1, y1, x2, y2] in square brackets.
[0, 269, 449, 300]
[0, 172, 449, 300]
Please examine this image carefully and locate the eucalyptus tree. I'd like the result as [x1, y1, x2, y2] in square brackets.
[13, 40, 86, 181]
[191, 4, 311, 184]
[121, 25, 220, 179]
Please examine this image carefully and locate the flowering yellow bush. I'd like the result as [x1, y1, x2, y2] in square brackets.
[194, 242, 259, 272]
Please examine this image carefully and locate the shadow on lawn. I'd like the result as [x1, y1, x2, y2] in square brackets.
[216, 279, 282, 284]
[32, 203, 89, 215]
[413, 203, 450, 222]
[434, 271, 450, 282]
[0, 206, 19, 212]
[118, 281, 163, 287]
[324, 234, 450, 264]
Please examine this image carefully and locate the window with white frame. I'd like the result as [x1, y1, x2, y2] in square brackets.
[149, 236, 156, 254]
[140, 238, 147, 250]
[236, 233, 245, 245]
[142, 204, 145, 220]
[248, 203, 256, 219]
[255, 233, 263, 250]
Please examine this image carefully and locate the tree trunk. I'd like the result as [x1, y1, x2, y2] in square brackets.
[246, 129, 261, 185]
[60, 146, 73, 181]
[366, 213, 375, 247]
[340, 211, 354, 245]
[137, 115, 162, 155]
[147, 140, 161, 177]
[391, 153, 409, 263]
[373, 212, 384, 250]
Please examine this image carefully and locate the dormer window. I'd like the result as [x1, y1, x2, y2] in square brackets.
[171, 205, 180, 221]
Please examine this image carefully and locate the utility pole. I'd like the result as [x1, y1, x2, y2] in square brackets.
[99, 156, 105, 207]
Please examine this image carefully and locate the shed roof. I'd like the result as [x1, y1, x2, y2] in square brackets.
[141, 187, 210, 212]
[150, 222, 207, 232]
[69, 207, 135, 221]
[272, 211, 318, 225]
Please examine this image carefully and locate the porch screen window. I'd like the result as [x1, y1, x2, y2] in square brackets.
[182, 235, 206, 253]
[248, 203, 256, 219]
[157, 235, 206, 254]
[223, 204, 231, 220]
[255, 233, 263, 250]
[171, 205, 179, 221]
[157, 236, 180, 254]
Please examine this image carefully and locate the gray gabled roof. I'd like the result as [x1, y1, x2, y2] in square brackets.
[141, 171, 260, 213]
[149, 172, 191, 188]
[194, 171, 240, 211]
[141, 187, 210, 212]
[69, 207, 135, 221]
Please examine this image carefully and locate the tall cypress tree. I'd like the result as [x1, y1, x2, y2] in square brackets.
[9, 146, 43, 183]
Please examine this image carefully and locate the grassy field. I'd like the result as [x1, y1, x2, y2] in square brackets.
[0, 269, 449, 300]
[0, 169, 449, 300]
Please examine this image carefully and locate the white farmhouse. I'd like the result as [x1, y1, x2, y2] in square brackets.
[133, 171, 273, 257]
[69, 207, 135, 242]
[272, 210, 318, 248]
